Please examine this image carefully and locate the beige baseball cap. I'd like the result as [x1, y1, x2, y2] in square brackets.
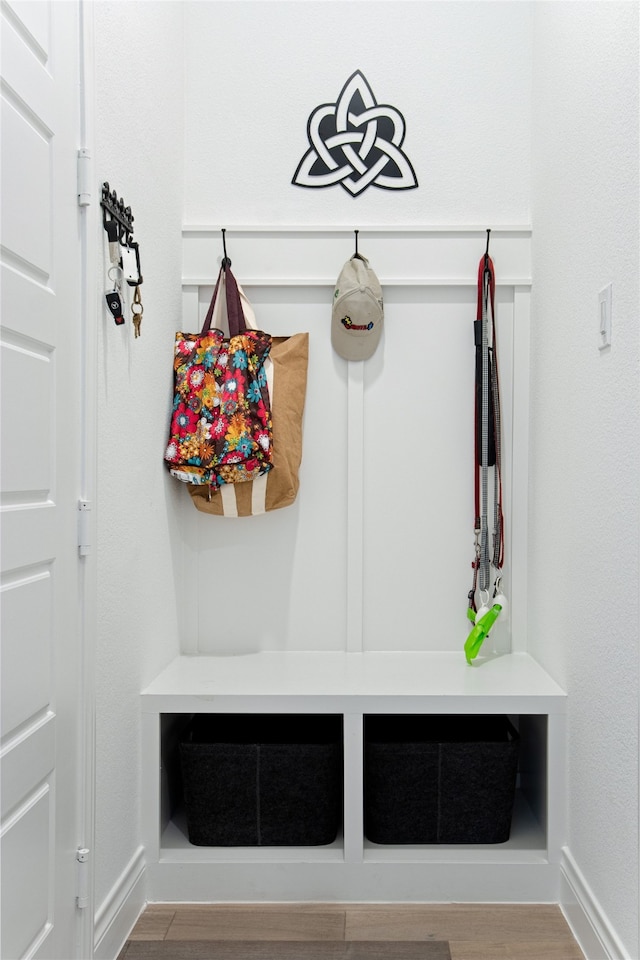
[331, 254, 383, 361]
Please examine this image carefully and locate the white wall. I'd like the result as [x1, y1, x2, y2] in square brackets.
[92, 0, 185, 918]
[184, 0, 532, 225]
[530, 3, 639, 956]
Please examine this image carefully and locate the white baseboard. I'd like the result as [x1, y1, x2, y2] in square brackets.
[560, 846, 631, 960]
[93, 845, 147, 960]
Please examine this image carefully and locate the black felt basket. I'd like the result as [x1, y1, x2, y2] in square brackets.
[364, 715, 519, 844]
[180, 714, 343, 846]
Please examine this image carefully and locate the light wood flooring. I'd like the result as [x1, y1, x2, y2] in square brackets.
[119, 904, 586, 960]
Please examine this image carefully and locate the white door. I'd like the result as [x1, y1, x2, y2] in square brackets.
[1, 2, 84, 958]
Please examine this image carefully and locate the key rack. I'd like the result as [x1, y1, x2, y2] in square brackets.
[100, 182, 134, 243]
[100, 182, 143, 286]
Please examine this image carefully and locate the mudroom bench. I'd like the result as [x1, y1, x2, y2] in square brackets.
[141, 650, 566, 903]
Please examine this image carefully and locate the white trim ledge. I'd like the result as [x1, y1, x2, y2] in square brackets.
[183, 224, 532, 233]
[560, 846, 631, 960]
[93, 845, 146, 960]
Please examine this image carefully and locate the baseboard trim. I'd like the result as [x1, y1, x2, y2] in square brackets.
[93, 845, 146, 960]
[560, 846, 631, 960]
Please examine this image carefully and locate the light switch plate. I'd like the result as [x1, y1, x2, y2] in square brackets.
[598, 283, 612, 349]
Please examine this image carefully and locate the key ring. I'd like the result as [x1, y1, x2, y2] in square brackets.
[131, 284, 143, 338]
[108, 265, 123, 287]
[131, 285, 143, 318]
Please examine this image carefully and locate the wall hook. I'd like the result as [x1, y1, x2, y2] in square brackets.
[354, 229, 366, 260]
[482, 228, 492, 277]
[221, 228, 231, 270]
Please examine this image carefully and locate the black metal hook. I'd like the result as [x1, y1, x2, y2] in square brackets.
[482, 228, 492, 279]
[221, 228, 231, 270]
[126, 240, 144, 288]
[353, 229, 366, 260]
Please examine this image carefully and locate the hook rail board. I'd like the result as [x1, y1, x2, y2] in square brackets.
[182, 225, 532, 288]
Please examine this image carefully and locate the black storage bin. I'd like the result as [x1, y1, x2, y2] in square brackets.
[179, 714, 343, 846]
[364, 715, 519, 844]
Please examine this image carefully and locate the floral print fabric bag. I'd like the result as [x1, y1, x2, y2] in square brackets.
[164, 265, 273, 493]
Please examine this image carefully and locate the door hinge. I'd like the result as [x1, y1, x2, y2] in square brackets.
[76, 847, 90, 909]
[77, 148, 92, 207]
[78, 499, 92, 557]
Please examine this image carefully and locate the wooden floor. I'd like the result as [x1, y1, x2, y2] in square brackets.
[119, 904, 586, 960]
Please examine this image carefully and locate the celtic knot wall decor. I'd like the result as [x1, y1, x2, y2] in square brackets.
[292, 70, 418, 198]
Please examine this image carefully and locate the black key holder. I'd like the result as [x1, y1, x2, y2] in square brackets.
[100, 182, 143, 287]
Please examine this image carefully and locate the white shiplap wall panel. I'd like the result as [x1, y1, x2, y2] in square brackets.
[192, 286, 349, 654]
[181, 227, 530, 656]
[364, 287, 479, 651]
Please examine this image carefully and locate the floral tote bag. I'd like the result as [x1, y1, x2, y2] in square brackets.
[164, 265, 273, 494]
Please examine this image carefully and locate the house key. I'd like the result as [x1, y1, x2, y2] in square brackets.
[131, 285, 143, 338]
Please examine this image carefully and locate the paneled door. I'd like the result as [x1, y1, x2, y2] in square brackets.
[1, 2, 84, 958]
